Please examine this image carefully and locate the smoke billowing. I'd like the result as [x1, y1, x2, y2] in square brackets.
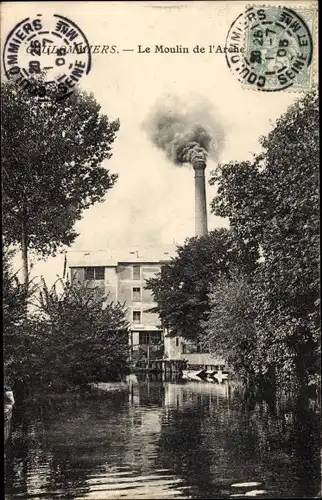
[143, 95, 225, 168]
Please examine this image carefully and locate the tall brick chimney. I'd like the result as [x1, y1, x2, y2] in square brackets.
[193, 163, 208, 237]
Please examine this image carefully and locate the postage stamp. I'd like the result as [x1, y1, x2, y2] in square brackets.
[2, 13, 91, 99]
[225, 5, 316, 91]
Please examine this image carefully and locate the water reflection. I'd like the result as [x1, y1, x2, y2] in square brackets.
[4, 379, 321, 499]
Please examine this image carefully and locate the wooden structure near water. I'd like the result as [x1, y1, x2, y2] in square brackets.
[132, 356, 229, 382]
[132, 358, 187, 375]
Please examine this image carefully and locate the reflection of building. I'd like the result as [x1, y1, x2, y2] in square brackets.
[66, 246, 176, 361]
[164, 381, 232, 411]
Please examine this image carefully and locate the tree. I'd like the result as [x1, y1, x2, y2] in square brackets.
[202, 271, 258, 384]
[3, 266, 130, 391]
[146, 229, 258, 342]
[37, 279, 130, 386]
[210, 91, 320, 388]
[2, 79, 120, 283]
[3, 249, 38, 389]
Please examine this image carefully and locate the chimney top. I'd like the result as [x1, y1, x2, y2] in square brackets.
[192, 161, 206, 170]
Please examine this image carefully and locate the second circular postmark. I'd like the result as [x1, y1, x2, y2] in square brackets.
[225, 6, 315, 92]
[3, 13, 91, 99]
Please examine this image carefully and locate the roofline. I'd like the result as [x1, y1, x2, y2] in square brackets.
[68, 260, 171, 267]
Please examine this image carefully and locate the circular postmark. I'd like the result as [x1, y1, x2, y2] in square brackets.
[3, 14, 91, 99]
[225, 6, 314, 92]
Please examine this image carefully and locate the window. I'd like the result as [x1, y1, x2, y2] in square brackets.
[84, 267, 94, 280]
[84, 267, 105, 280]
[133, 287, 141, 302]
[150, 331, 161, 344]
[133, 264, 140, 280]
[139, 331, 162, 345]
[182, 343, 199, 354]
[133, 311, 141, 324]
[139, 332, 149, 345]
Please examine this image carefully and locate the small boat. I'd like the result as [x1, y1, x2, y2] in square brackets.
[182, 369, 207, 381]
[213, 369, 229, 383]
[181, 370, 190, 380]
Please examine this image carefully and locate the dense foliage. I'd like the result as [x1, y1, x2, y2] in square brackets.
[3, 250, 37, 388]
[146, 229, 258, 341]
[3, 254, 130, 393]
[38, 279, 130, 386]
[208, 91, 320, 388]
[2, 79, 120, 281]
[201, 272, 258, 384]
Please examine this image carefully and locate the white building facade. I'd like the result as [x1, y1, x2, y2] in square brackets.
[66, 246, 176, 363]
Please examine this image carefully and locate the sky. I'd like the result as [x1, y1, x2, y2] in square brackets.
[2, 1, 305, 286]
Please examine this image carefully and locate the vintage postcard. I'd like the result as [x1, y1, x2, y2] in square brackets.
[2, 1, 320, 500]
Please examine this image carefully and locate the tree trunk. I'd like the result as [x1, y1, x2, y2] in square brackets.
[21, 217, 28, 285]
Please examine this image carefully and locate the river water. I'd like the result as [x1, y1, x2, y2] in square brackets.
[4, 378, 321, 499]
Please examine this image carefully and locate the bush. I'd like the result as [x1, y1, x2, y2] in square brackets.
[3, 263, 130, 395]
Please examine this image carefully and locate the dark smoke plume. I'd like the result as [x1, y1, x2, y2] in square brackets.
[143, 95, 224, 168]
